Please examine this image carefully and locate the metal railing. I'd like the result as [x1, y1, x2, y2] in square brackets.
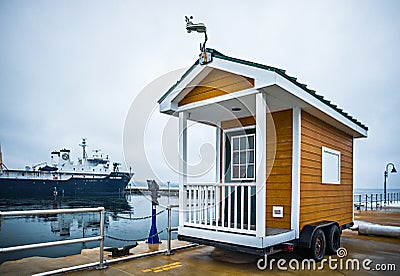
[354, 192, 400, 211]
[0, 207, 106, 269]
[0, 204, 197, 275]
[165, 204, 179, 256]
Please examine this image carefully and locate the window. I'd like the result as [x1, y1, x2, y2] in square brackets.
[322, 146, 341, 184]
[231, 133, 255, 180]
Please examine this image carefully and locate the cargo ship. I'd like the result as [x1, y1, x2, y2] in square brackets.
[0, 138, 133, 197]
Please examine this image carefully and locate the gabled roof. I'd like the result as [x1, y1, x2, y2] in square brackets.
[158, 48, 368, 132]
[158, 60, 200, 104]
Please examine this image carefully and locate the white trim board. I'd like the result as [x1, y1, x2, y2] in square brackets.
[179, 226, 263, 248]
[255, 92, 267, 237]
[160, 58, 367, 138]
[159, 65, 209, 113]
[291, 107, 301, 238]
[178, 112, 188, 227]
[178, 226, 296, 249]
[177, 87, 259, 113]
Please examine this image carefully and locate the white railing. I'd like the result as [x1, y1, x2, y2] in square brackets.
[184, 183, 256, 235]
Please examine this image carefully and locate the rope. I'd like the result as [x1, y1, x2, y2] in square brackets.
[105, 228, 167, 242]
[108, 209, 165, 220]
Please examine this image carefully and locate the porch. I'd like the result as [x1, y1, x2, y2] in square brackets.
[178, 182, 295, 249]
[175, 88, 298, 249]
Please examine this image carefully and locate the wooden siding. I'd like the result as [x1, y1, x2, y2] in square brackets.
[221, 116, 255, 130]
[299, 111, 353, 230]
[266, 110, 292, 229]
[178, 69, 254, 106]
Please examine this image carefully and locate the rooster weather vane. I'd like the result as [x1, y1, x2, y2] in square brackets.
[185, 16, 208, 53]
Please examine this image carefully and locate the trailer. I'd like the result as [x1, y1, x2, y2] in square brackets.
[158, 48, 368, 261]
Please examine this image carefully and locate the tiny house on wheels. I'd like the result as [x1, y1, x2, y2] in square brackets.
[158, 48, 368, 261]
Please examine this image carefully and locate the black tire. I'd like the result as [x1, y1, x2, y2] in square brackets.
[326, 225, 341, 255]
[308, 229, 326, 262]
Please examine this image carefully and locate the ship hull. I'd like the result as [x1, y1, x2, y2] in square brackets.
[0, 172, 131, 197]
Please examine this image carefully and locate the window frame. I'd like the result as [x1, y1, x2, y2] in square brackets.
[224, 127, 256, 182]
[321, 146, 341, 185]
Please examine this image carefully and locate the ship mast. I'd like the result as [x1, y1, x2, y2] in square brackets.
[0, 142, 7, 172]
[0, 143, 2, 172]
[79, 138, 88, 167]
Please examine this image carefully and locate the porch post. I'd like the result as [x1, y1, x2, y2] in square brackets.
[215, 125, 221, 183]
[255, 92, 267, 237]
[215, 125, 221, 223]
[179, 112, 188, 227]
[291, 107, 301, 238]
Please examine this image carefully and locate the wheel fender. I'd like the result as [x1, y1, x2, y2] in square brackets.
[299, 221, 337, 248]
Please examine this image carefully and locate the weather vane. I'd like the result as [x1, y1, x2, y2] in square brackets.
[185, 16, 212, 64]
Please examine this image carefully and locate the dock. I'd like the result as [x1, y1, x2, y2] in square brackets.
[1, 210, 400, 275]
[124, 186, 179, 195]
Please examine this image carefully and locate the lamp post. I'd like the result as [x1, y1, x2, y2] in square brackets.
[384, 163, 397, 205]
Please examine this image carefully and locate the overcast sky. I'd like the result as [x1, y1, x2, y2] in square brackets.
[1, 0, 399, 189]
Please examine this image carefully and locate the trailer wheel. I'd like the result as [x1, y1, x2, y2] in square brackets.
[326, 225, 341, 255]
[308, 229, 326, 261]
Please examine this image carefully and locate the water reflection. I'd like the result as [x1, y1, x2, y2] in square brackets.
[49, 212, 105, 237]
[0, 193, 179, 264]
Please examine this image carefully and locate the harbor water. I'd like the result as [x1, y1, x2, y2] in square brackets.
[1, 188, 398, 265]
[0, 193, 179, 264]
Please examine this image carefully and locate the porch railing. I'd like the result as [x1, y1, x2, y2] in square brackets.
[184, 183, 256, 235]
